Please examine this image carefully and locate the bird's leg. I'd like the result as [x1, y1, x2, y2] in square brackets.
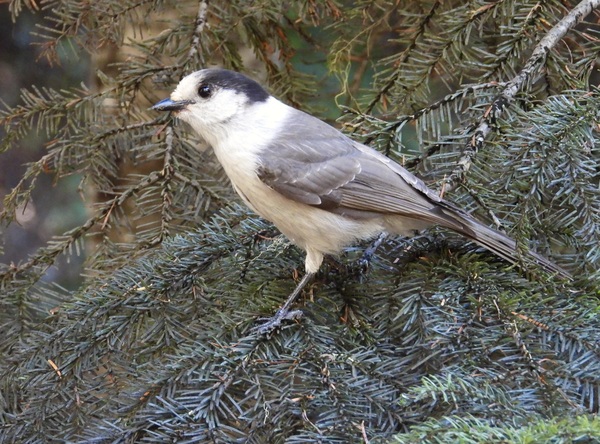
[255, 272, 315, 334]
[357, 232, 387, 271]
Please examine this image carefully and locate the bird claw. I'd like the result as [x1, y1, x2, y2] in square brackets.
[357, 253, 373, 274]
[357, 232, 387, 273]
[253, 309, 304, 335]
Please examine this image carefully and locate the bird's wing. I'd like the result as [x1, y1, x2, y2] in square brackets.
[256, 108, 570, 278]
[256, 109, 460, 227]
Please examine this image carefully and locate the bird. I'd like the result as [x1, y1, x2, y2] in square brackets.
[152, 68, 569, 333]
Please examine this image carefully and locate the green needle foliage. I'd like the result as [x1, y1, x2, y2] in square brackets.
[1, 0, 600, 442]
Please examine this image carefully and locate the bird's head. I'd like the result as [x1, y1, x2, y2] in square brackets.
[152, 68, 270, 142]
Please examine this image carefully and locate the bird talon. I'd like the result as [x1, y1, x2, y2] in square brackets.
[253, 309, 304, 335]
[357, 255, 372, 273]
[358, 233, 387, 271]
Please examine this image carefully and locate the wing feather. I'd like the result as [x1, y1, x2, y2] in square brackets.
[256, 108, 463, 228]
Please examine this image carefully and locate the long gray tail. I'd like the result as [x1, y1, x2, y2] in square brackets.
[441, 207, 570, 279]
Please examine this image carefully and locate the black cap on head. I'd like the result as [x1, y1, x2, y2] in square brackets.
[200, 69, 270, 103]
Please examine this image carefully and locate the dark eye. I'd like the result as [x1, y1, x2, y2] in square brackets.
[198, 84, 212, 98]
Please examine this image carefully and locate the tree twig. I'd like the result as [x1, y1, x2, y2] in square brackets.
[187, 0, 209, 67]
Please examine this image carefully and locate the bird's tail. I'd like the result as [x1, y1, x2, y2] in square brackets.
[441, 207, 571, 280]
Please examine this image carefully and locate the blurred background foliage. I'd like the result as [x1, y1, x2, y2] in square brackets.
[0, 6, 90, 291]
[0, 0, 599, 442]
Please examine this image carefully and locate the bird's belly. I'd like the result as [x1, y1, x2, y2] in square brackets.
[233, 178, 384, 256]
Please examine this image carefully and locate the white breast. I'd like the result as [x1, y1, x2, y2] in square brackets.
[209, 98, 385, 272]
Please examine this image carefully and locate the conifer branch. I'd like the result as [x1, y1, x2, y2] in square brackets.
[363, 0, 442, 115]
[1, 1, 598, 440]
[0, 170, 165, 285]
[444, 0, 600, 192]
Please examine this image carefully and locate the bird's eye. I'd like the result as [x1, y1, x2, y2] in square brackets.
[198, 84, 212, 98]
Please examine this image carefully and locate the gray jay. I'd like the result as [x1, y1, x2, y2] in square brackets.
[152, 68, 568, 332]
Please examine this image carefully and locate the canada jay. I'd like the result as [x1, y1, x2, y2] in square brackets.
[153, 68, 568, 333]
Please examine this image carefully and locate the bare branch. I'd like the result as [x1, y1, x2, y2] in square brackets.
[187, 0, 209, 67]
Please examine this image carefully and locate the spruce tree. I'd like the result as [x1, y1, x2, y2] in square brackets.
[1, 0, 599, 442]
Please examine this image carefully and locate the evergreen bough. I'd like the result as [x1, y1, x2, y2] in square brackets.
[1, 0, 599, 441]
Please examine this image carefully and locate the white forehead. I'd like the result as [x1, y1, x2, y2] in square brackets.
[171, 71, 204, 101]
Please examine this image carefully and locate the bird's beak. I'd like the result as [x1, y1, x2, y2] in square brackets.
[151, 98, 195, 112]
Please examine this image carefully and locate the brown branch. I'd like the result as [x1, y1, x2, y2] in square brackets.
[186, 0, 209, 68]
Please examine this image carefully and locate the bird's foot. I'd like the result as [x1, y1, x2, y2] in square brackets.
[253, 308, 304, 335]
[357, 233, 388, 274]
[357, 252, 374, 274]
